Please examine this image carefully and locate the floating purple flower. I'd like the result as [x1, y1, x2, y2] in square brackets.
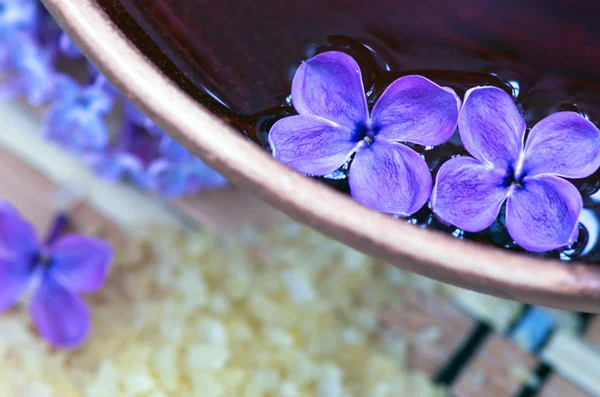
[269, 51, 460, 215]
[0, 201, 112, 348]
[42, 75, 112, 152]
[432, 87, 600, 252]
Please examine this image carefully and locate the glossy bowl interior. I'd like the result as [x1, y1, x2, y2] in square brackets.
[43, 0, 600, 312]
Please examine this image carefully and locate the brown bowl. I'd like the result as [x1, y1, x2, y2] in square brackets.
[42, 0, 600, 312]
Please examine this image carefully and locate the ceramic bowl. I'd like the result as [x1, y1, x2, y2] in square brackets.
[42, 0, 600, 312]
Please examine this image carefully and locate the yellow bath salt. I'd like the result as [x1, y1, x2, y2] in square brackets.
[0, 221, 463, 396]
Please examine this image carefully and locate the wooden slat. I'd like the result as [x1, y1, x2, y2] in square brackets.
[538, 375, 590, 397]
[173, 187, 285, 232]
[378, 288, 476, 376]
[0, 146, 123, 242]
[452, 336, 536, 397]
[0, 101, 282, 234]
[541, 331, 600, 396]
[585, 316, 600, 349]
[443, 287, 523, 332]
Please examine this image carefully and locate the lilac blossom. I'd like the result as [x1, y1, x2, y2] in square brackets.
[42, 75, 112, 152]
[269, 51, 460, 215]
[0, 201, 112, 348]
[83, 121, 158, 190]
[58, 32, 82, 58]
[148, 135, 228, 198]
[432, 87, 600, 252]
[0, 0, 227, 199]
[0, 34, 56, 106]
[124, 99, 159, 133]
[0, 0, 38, 41]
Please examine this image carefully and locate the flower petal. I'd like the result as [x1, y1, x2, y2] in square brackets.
[458, 87, 525, 168]
[372, 75, 460, 145]
[348, 140, 431, 216]
[0, 201, 39, 258]
[48, 235, 112, 294]
[42, 106, 109, 152]
[292, 51, 368, 128]
[522, 112, 600, 179]
[0, 201, 38, 311]
[148, 160, 188, 198]
[30, 276, 90, 348]
[432, 156, 510, 232]
[269, 114, 358, 175]
[506, 175, 581, 252]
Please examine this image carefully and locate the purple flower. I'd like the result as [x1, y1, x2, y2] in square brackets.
[148, 135, 228, 198]
[432, 87, 600, 252]
[0, 0, 38, 40]
[124, 99, 160, 133]
[58, 32, 82, 58]
[42, 76, 112, 152]
[0, 34, 55, 106]
[83, 121, 158, 189]
[0, 201, 112, 348]
[269, 51, 460, 215]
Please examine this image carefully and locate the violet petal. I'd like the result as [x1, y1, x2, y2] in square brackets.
[84, 152, 145, 183]
[0, 0, 38, 40]
[432, 156, 510, 232]
[459, 87, 526, 168]
[522, 112, 600, 179]
[0, 201, 38, 311]
[291, 51, 368, 128]
[506, 175, 581, 252]
[159, 135, 193, 162]
[348, 140, 431, 216]
[30, 275, 90, 348]
[58, 32, 82, 58]
[48, 235, 112, 293]
[269, 114, 358, 175]
[148, 160, 188, 198]
[372, 75, 460, 145]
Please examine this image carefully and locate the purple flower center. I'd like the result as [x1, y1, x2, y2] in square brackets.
[35, 250, 52, 268]
[504, 163, 525, 189]
[352, 121, 379, 145]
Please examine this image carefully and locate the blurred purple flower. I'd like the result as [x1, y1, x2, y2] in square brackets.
[0, 200, 112, 348]
[1, 34, 56, 106]
[432, 87, 600, 252]
[0, 0, 38, 40]
[84, 121, 159, 189]
[148, 135, 228, 198]
[58, 32, 82, 58]
[124, 99, 160, 133]
[0, 0, 227, 198]
[269, 51, 460, 216]
[34, 2, 62, 49]
[42, 76, 112, 151]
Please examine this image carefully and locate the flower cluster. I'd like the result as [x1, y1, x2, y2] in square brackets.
[0, 0, 227, 198]
[270, 51, 600, 252]
[0, 200, 112, 348]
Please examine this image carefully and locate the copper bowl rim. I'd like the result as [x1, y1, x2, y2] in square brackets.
[42, 0, 600, 312]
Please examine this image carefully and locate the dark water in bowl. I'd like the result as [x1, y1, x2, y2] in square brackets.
[101, 0, 600, 261]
